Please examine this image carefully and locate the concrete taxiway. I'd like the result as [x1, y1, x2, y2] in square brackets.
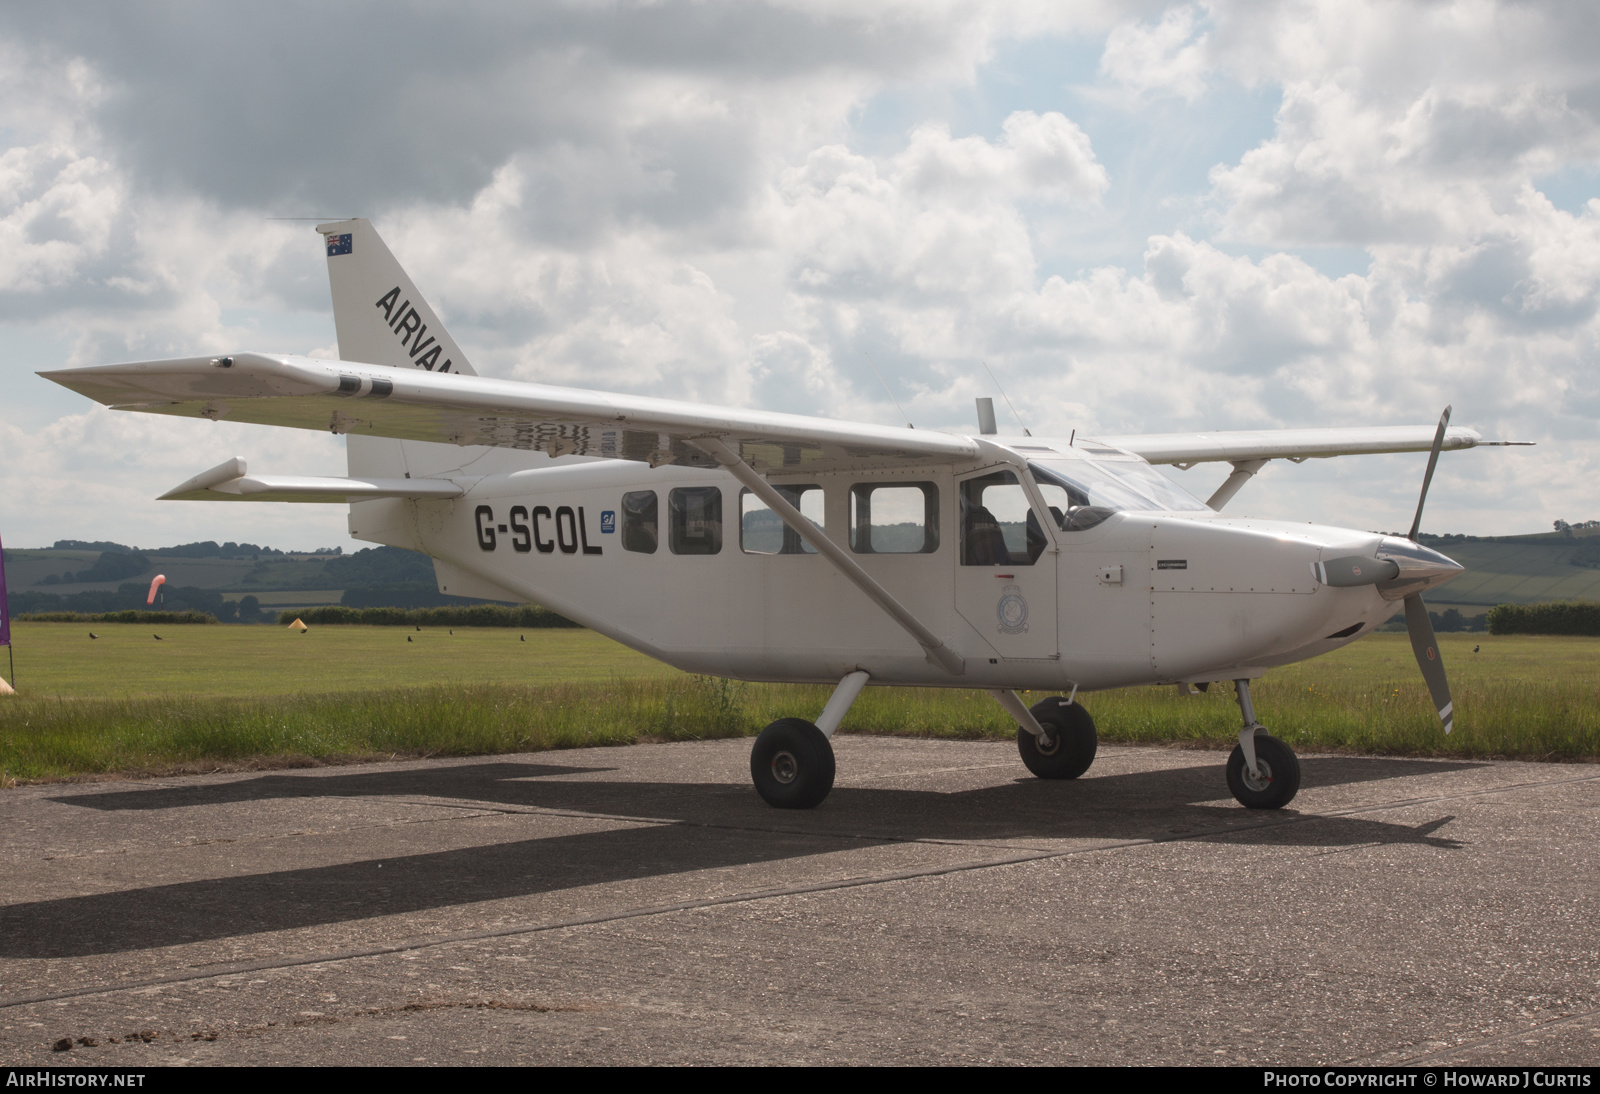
[0, 737, 1596, 1066]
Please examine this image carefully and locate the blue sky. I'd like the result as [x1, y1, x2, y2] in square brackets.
[1, 1, 1596, 548]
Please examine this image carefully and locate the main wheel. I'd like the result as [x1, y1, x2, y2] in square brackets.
[750, 718, 836, 809]
[1226, 734, 1301, 809]
[1017, 696, 1098, 779]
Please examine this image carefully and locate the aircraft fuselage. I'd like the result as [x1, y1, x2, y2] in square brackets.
[352, 453, 1434, 693]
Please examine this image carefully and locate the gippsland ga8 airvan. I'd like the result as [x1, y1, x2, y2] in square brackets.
[45, 219, 1522, 812]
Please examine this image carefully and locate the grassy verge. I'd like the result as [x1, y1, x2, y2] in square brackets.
[0, 677, 750, 782]
[2, 627, 1596, 782]
[4, 663, 1598, 784]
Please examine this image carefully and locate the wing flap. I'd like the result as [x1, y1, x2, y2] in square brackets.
[43, 352, 976, 475]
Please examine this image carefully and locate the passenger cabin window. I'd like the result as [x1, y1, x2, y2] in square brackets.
[669, 486, 723, 555]
[741, 486, 824, 555]
[621, 490, 657, 553]
[850, 483, 939, 554]
[960, 471, 1045, 566]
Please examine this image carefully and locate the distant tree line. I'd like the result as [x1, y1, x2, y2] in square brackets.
[1429, 608, 1487, 633]
[1486, 602, 1600, 636]
[9, 584, 270, 623]
[32, 541, 356, 588]
[17, 611, 219, 624]
[50, 539, 343, 558]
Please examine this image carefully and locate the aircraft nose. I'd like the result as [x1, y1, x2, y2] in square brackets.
[1374, 538, 1463, 600]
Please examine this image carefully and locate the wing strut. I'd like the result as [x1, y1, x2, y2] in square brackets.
[691, 437, 965, 676]
[1206, 458, 1268, 511]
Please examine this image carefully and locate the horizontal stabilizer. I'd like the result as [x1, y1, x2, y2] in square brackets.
[159, 457, 463, 504]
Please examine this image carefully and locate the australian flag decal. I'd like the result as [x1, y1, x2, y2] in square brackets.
[325, 233, 353, 256]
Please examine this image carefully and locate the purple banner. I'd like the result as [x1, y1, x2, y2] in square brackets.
[0, 531, 10, 648]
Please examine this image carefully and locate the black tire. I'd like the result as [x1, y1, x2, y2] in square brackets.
[1017, 696, 1098, 779]
[750, 718, 836, 809]
[1225, 734, 1301, 809]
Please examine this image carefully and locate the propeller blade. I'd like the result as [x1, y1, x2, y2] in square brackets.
[1404, 594, 1454, 734]
[1408, 406, 1452, 541]
[1314, 555, 1401, 587]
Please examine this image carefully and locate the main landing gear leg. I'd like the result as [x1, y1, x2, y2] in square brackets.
[1226, 678, 1301, 809]
[750, 671, 869, 809]
[992, 689, 1098, 780]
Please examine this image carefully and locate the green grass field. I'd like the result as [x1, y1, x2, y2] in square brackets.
[1, 623, 1596, 782]
[0, 623, 674, 698]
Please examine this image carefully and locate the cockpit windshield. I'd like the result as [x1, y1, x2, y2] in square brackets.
[1029, 458, 1210, 530]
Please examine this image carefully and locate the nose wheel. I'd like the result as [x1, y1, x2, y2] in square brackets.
[1228, 678, 1301, 809]
[1225, 733, 1301, 809]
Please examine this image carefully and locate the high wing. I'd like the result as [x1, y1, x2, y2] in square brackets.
[40, 352, 975, 476]
[40, 351, 1517, 482]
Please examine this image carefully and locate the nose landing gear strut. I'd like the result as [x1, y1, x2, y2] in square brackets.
[1226, 678, 1301, 809]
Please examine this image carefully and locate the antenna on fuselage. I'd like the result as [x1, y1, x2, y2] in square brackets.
[982, 361, 1031, 436]
[864, 351, 914, 429]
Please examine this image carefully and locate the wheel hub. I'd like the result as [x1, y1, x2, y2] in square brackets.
[770, 750, 799, 784]
[1241, 758, 1273, 792]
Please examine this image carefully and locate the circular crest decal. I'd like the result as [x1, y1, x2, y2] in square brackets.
[996, 583, 1029, 635]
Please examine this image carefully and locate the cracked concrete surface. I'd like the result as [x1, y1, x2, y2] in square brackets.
[1, 737, 1596, 1065]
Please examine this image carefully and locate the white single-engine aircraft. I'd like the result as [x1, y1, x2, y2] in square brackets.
[44, 220, 1525, 811]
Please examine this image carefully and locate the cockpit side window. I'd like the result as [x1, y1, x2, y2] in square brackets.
[1029, 458, 1208, 521]
[959, 471, 1046, 566]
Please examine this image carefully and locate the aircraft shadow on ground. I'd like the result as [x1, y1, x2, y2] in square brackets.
[10, 755, 1479, 960]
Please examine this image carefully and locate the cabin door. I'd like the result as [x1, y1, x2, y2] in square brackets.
[952, 468, 1059, 661]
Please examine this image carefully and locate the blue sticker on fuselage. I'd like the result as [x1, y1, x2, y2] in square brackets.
[600, 510, 616, 533]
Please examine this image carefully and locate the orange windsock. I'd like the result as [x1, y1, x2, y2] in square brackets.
[146, 575, 167, 605]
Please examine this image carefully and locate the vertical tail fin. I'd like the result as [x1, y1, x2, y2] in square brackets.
[316, 218, 477, 377]
[317, 219, 541, 548]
